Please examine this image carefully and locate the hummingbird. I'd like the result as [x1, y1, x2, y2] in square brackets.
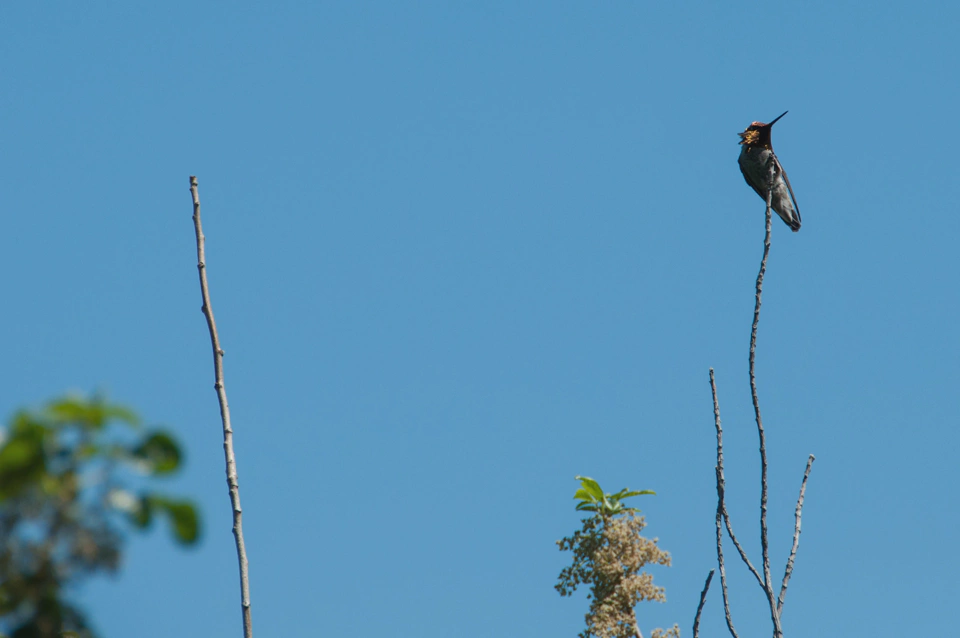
[738, 111, 801, 232]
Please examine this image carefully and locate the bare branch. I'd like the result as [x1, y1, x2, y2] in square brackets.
[751, 192, 772, 587]
[692, 569, 714, 638]
[778, 454, 815, 614]
[753, 189, 783, 638]
[710, 369, 740, 638]
[711, 371, 764, 589]
[721, 508, 763, 588]
[715, 492, 740, 638]
[190, 176, 253, 638]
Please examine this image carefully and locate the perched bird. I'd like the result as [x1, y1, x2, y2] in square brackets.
[738, 111, 801, 232]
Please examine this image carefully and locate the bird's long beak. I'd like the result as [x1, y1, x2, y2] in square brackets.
[768, 110, 788, 127]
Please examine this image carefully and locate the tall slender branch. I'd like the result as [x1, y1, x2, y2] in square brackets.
[751, 192, 772, 587]
[710, 368, 740, 638]
[777, 454, 815, 614]
[190, 176, 253, 638]
[752, 189, 782, 638]
[692, 569, 714, 638]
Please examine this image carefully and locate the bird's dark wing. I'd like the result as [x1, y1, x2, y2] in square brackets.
[773, 151, 801, 225]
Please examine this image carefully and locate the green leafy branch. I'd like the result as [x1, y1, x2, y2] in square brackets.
[573, 475, 655, 517]
[0, 394, 201, 637]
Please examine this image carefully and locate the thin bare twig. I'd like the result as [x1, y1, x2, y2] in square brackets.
[692, 569, 714, 638]
[190, 176, 253, 638]
[715, 489, 739, 638]
[753, 188, 782, 638]
[710, 368, 740, 638]
[721, 505, 763, 588]
[778, 454, 815, 614]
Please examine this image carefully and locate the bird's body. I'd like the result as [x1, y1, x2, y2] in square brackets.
[737, 111, 801, 232]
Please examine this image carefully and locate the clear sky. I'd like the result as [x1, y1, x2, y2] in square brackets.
[1, 2, 957, 637]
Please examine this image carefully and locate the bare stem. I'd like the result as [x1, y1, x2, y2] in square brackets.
[711, 372, 763, 588]
[778, 454, 815, 614]
[710, 368, 740, 638]
[722, 506, 763, 588]
[692, 569, 714, 638]
[753, 189, 782, 638]
[190, 176, 253, 638]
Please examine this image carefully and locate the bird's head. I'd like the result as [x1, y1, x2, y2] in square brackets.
[738, 111, 788, 148]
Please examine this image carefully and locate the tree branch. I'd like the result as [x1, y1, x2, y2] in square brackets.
[753, 188, 782, 638]
[721, 506, 763, 588]
[710, 368, 740, 638]
[777, 454, 815, 614]
[692, 569, 714, 638]
[190, 176, 253, 638]
[710, 372, 763, 588]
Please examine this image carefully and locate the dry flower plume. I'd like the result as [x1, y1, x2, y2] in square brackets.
[557, 477, 679, 638]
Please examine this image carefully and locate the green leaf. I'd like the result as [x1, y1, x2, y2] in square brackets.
[132, 431, 182, 474]
[152, 496, 201, 545]
[44, 395, 140, 431]
[573, 488, 595, 503]
[574, 476, 604, 501]
[45, 396, 103, 429]
[101, 403, 141, 428]
[611, 489, 656, 500]
[570, 476, 657, 517]
[0, 422, 47, 499]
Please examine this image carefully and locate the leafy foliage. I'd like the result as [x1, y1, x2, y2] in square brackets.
[573, 476, 655, 516]
[0, 395, 200, 638]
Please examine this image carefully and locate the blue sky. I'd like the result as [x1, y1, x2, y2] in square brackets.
[1, 2, 958, 636]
